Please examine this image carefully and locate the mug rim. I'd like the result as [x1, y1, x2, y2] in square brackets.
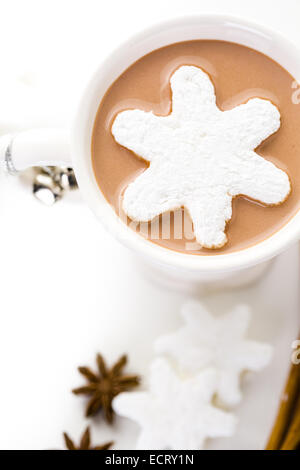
[71, 13, 300, 273]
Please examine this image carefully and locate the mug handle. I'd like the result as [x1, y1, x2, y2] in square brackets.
[0, 128, 71, 173]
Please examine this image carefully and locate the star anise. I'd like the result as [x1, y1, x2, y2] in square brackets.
[63, 426, 113, 450]
[72, 353, 140, 422]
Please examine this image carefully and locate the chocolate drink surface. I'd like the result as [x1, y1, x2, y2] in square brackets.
[92, 40, 300, 255]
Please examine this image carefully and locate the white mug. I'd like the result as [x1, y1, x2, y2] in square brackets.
[1, 15, 300, 289]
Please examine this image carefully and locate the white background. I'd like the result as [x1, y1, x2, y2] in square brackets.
[0, 0, 299, 450]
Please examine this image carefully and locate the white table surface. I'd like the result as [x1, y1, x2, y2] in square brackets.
[0, 0, 300, 450]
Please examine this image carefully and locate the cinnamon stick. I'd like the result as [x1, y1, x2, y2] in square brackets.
[266, 361, 300, 450]
[280, 387, 300, 450]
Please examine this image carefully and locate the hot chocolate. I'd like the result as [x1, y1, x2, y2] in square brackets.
[92, 40, 300, 255]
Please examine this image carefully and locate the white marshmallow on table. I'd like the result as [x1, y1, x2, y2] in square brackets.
[155, 301, 273, 407]
[112, 65, 290, 249]
[113, 358, 237, 450]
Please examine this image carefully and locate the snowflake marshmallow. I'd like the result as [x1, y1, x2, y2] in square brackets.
[112, 65, 290, 248]
[155, 301, 273, 407]
[113, 358, 237, 450]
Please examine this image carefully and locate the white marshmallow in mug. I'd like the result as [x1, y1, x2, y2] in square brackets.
[112, 65, 291, 249]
